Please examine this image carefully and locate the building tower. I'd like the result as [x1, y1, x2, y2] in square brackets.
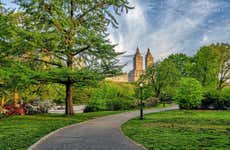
[134, 47, 143, 72]
[128, 47, 143, 82]
[145, 48, 153, 69]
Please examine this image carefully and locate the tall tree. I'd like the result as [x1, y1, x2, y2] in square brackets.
[141, 59, 180, 99]
[213, 43, 230, 90]
[13, 0, 132, 115]
[166, 53, 192, 77]
[192, 44, 230, 89]
[192, 46, 219, 87]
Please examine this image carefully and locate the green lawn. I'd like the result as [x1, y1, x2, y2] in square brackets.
[0, 111, 121, 150]
[122, 110, 230, 150]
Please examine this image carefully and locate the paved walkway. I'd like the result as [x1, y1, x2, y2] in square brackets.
[30, 106, 178, 150]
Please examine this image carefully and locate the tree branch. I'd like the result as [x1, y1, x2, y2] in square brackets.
[73, 45, 90, 56]
[76, 2, 105, 23]
[22, 56, 63, 67]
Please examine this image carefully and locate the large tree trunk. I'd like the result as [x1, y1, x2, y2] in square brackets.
[64, 0, 76, 116]
[65, 52, 74, 115]
[65, 82, 74, 115]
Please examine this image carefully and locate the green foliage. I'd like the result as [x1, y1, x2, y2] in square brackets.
[141, 59, 180, 100]
[85, 81, 136, 112]
[21, 84, 65, 103]
[106, 98, 136, 111]
[140, 43, 229, 104]
[73, 87, 94, 104]
[202, 87, 230, 109]
[0, 0, 132, 115]
[166, 53, 192, 77]
[174, 78, 203, 109]
[192, 46, 219, 87]
[212, 43, 230, 89]
[221, 87, 230, 101]
[122, 110, 230, 150]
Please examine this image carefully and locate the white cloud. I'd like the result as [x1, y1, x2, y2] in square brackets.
[109, 0, 230, 71]
[109, 0, 148, 53]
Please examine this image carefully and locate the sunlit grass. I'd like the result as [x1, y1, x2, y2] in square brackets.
[122, 110, 230, 150]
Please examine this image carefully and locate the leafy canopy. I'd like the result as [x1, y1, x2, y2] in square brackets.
[174, 78, 203, 109]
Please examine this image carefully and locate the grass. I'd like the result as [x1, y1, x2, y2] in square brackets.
[0, 111, 121, 150]
[122, 110, 230, 150]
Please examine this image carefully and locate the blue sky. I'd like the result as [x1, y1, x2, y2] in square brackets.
[108, 0, 230, 71]
[2, 0, 230, 71]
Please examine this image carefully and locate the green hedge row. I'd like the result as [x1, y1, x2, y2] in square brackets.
[84, 81, 137, 112]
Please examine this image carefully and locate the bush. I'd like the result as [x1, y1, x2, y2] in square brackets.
[23, 100, 52, 115]
[84, 99, 107, 112]
[220, 87, 230, 107]
[106, 98, 136, 111]
[202, 87, 230, 110]
[202, 88, 220, 109]
[73, 87, 94, 104]
[4, 104, 25, 116]
[174, 78, 203, 109]
[84, 81, 137, 112]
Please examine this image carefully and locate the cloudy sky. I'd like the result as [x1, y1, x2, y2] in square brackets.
[2, 0, 230, 71]
[108, 0, 230, 71]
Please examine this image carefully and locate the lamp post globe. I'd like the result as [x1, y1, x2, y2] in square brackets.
[139, 82, 143, 88]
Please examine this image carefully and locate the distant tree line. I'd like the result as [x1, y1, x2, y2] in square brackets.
[140, 43, 230, 109]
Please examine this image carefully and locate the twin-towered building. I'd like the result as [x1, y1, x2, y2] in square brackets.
[106, 48, 154, 82]
[128, 47, 154, 82]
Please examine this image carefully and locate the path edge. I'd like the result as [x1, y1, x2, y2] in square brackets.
[119, 108, 178, 150]
[28, 112, 124, 150]
[28, 121, 83, 150]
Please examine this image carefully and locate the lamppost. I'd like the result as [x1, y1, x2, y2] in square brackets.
[139, 82, 144, 120]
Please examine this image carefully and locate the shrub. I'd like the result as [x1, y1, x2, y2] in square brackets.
[220, 87, 230, 109]
[174, 78, 203, 109]
[4, 104, 25, 116]
[73, 87, 94, 104]
[23, 101, 52, 115]
[202, 87, 230, 110]
[202, 88, 220, 109]
[84, 99, 107, 112]
[106, 98, 136, 111]
[84, 81, 136, 112]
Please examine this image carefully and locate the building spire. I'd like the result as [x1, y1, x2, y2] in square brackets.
[147, 48, 151, 53]
[136, 46, 141, 55]
[145, 48, 154, 69]
[146, 48, 152, 56]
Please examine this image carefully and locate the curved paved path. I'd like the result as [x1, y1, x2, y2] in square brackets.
[30, 106, 178, 150]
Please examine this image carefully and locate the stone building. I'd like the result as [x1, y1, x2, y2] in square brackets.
[106, 47, 154, 82]
[128, 47, 154, 82]
[128, 48, 143, 82]
[105, 73, 129, 82]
